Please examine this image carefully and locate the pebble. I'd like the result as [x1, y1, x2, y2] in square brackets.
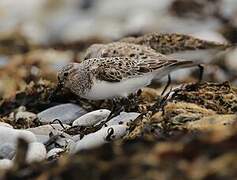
[9, 106, 37, 123]
[26, 142, 47, 163]
[47, 148, 64, 159]
[0, 126, 37, 144]
[72, 109, 111, 126]
[27, 124, 71, 143]
[0, 143, 15, 159]
[0, 122, 13, 128]
[0, 159, 13, 170]
[104, 112, 140, 127]
[51, 136, 74, 150]
[37, 103, 87, 124]
[226, 48, 237, 71]
[15, 111, 37, 122]
[28, 125, 73, 150]
[0, 126, 36, 159]
[70, 125, 128, 153]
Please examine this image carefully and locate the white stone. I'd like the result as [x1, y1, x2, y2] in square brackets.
[0, 126, 36, 159]
[15, 111, 37, 122]
[104, 112, 140, 127]
[0, 122, 13, 128]
[27, 124, 70, 135]
[0, 126, 37, 145]
[47, 148, 64, 159]
[226, 48, 237, 71]
[0, 159, 13, 170]
[72, 134, 81, 142]
[0, 143, 15, 159]
[26, 142, 47, 163]
[70, 125, 128, 153]
[27, 124, 72, 149]
[72, 109, 111, 126]
[37, 103, 87, 124]
[27, 124, 71, 143]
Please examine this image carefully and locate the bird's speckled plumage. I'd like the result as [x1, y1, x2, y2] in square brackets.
[120, 32, 232, 55]
[58, 56, 195, 100]
[84, 42, 159, 60]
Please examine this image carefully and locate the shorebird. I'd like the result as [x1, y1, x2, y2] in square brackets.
[84, 42, 159, 60]
[119, 32, 232, 55]
[83, 42, 204, 95]
[57, 56, 199, 100]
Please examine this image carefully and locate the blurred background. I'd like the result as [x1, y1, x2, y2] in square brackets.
[1, 0, 237, 98]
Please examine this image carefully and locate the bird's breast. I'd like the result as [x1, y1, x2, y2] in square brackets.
[81, 74, 154, 100]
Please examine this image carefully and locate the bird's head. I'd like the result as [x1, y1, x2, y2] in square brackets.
[84, 44, 105, 59]
[57, 63, 76, 88]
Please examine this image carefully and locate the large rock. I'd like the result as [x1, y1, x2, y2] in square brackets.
[37, 103, 87, 124]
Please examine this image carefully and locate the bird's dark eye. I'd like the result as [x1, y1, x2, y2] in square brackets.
[63, 72, 69, 77]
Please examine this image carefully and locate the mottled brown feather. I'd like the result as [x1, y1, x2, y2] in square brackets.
[86, 57, 194, 82]
[120, 32, 233, 55]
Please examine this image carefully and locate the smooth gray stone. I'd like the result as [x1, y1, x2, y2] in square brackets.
[26, 142, 47, 163]
[27, 124, 71, 143]
[104, 112, 140, 127]
[37, 103, 87, 124]
[0, 126, 37, 145]
[0, 126, 37, 159]
[47, 148, 64, 159]
[0, 159, 13, 170]
[72, 109, 111, 126]
[34, 134, 49, 143]
[70, 125, 127, 153]
[0, 143, 15, 159]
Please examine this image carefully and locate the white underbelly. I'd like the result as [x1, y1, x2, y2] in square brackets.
[82, 74, 154, 100]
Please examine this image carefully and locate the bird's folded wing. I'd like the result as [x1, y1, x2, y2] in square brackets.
[92, 57, 195, 82]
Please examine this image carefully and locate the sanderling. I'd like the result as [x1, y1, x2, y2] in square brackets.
[120, 32, 232, 55]
[57, 56, 198, 100]
[84, 42, 158, 60]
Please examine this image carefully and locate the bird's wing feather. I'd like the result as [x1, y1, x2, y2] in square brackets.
[91, 57, 195, 82]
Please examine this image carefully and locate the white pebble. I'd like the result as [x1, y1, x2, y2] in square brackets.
[0, 159, 13, 170]
[0, 126, 36, 159]
[104, 112, 140, 127]
[15, 111, 37, 122]
[226, 48, 237, 71]
[26, 142, 47, 163]
[0, 122, 13, 128]
[47, 148, 64, 159]
[27, 124, 71, 143]
[0, 143, 15, 159]
[72, 109, 111, 126]
[0, 126, 36, 145]
[28, 124, 73, 150]
[70, 125, 127, 153]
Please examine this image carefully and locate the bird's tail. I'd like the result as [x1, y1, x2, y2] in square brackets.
[152, 59, 201, 80]
[168, 60, 199, 69]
